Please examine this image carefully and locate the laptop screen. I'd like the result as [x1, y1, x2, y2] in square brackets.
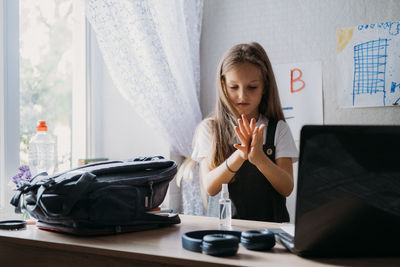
[294, 125, 400, 257]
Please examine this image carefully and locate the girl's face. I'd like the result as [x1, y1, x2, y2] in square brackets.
[224, 62, 264, 120]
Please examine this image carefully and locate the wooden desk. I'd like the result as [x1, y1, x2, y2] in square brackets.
[0, 215, 397, 267]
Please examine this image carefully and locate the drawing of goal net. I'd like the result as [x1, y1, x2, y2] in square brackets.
[353, 38, 389, 106]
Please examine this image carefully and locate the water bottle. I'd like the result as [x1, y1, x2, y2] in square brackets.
[28, 121, 57, 176]
[219, 184, 232, 230]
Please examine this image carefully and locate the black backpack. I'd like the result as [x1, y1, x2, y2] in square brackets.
[10, 156, 180, 235]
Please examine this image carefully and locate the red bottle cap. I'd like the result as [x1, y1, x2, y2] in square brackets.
[37, 121, 48, 131]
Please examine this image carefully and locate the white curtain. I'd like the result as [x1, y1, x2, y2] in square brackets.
[84, 0, 203, 213]
[84, 0, 203, 158]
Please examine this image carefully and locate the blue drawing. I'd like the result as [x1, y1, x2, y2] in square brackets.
[393, 96, 400, 106]
[358, 22, 400, 36]
[352, 39, 389, 106]
[283, 106, 294, 120]
[391, 82, 400, 93]
[392, 83, 400, 105]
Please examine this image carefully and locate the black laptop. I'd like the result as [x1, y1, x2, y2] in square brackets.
[276, 125, 400, 257]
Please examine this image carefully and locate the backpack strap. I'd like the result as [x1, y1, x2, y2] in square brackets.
[35, 172, 96, 217]
[264, 119, 278, 163]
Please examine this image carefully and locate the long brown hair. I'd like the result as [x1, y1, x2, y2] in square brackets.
[210, 42, 285, 169]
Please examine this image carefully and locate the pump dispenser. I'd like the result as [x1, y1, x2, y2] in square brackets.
[219, 184, 232, 229]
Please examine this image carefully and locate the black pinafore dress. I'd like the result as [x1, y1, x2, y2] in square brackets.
[228, 120, 290, 222]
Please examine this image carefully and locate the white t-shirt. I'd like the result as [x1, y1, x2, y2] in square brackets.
[191, 115, 298, 163]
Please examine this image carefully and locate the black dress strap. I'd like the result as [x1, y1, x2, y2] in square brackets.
[264, 119, 277, 162]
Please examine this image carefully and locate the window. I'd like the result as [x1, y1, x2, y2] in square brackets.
[0, 0, 87, 216]
[19, 0, 86, 172]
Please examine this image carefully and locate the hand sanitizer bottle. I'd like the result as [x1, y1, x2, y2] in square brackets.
[219, 184, 232, 230]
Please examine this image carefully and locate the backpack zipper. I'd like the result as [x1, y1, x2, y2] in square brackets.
[145, 181, 154, 208]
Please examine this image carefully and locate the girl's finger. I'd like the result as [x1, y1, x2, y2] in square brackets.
[234, 126, 248, 145]
[250, 118, 256, 133]
[233, 143, 246, 149]
[233, 143, 248, 154]
[237, 118, 244, 135]
[238, 118, 249, 138]
[258, 124, 266, 143]
[241, 114, 252, 135]
[251, 133, 257, 147]
[251, 126, 259, 147]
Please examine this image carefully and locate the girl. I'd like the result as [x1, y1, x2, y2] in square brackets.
[190, 42, 298, 222]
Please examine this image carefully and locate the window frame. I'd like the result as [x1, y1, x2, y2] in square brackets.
[0, 0, 19, 217]
[71, 2, 89, 168]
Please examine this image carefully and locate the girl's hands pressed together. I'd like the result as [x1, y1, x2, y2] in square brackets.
[233, 114, 257, 160]
[248, 124, 266, 166]
[234, 114, 267, 166]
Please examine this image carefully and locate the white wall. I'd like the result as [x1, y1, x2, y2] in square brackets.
[200, 0, 400, 221]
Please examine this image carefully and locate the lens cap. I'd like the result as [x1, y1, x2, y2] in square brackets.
[0, 220, 26, 230]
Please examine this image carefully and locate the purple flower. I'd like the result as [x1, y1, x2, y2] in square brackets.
[12, 165, 32, 184]
[21, 170, 32, 181]
[19, 165, 30, 172]
[12, 173, 23, 184]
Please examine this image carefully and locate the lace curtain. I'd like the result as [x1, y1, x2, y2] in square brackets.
[84, 0, 204, 214]
[84, 0, 202, 158]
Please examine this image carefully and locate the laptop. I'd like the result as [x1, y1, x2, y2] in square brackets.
[275, 125, 400, 257]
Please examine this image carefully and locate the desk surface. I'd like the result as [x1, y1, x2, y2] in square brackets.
[0, 215, 398, 267]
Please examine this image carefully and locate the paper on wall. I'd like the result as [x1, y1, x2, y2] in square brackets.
[337, 21, 400, 108]
[273, 61, 323, 141]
